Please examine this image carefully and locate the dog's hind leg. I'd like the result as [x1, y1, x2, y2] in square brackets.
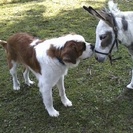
[23, 67, 34, 86]
[9, 60, 20, 90]
[56, 76, 72, 107]
[127, 70, 133, 89]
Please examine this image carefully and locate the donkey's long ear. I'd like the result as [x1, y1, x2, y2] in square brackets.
[83, 6, 106, 21]
[83, 6, 115, 28]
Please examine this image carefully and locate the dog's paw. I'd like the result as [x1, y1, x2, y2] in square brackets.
[48, 109, 59, 117]
[25, 80, 34, 86]
[13, 85, 20, 90]
[13, 81, 20, 90]
[127, 83, 133, 89]
[25, 80, 35, 86]
[62, 98, 72, 107]
[29, 80, 34, 85]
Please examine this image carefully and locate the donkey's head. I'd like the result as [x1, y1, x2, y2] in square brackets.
[83, 0, 120, 63]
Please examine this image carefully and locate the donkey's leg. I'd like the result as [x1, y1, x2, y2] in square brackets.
[9, 60, 20, 90]
[127, 70, 133, 89]
[23, 67, 34, 86]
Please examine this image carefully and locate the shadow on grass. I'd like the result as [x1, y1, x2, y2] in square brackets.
[0, 4, 47, 38]
[0, 0, 105, 40]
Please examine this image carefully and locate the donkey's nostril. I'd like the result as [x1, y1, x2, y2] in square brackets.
[95, 56, 106, 63]
[90, 44, 95, 50]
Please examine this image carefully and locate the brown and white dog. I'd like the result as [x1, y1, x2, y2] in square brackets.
[0, 33, 94, 117]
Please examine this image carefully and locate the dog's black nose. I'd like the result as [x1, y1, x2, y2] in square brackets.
[90, 44, 95, 51]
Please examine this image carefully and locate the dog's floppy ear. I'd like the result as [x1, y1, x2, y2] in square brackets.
[62, 55, 77, 64]
[62, 41, 78, 64]
[83, 6, 115, 28]
[62, 48, 77, 64]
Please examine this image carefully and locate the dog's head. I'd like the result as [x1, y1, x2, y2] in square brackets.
[61, 40, 94, 67]
[47, 34, 94, 68]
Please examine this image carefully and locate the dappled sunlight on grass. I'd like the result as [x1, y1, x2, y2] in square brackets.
[0, 0, 106, 38]
[42, 0, 106, 18]
[0, 0, 106, 21]
[1, 0, 133, 133]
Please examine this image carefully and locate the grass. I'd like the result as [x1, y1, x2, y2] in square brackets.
[1, 0, 133, 132]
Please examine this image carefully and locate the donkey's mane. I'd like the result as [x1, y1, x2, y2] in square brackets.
[108, 0, 121, 14]
[108, 0, 133, 19]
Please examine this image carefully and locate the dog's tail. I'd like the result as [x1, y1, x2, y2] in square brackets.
[0, 40, 7, 50]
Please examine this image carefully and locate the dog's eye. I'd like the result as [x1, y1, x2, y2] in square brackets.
[99, 34, 107, 40]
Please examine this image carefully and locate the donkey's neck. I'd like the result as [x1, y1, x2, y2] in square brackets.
[115, 12, 133, 46]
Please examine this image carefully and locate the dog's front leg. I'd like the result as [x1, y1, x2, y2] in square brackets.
[56, 76, 72, 107]
[127, 70, 133, 89]
[39, 83, 59, 117]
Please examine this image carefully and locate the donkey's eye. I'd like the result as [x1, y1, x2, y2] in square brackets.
[99, 35, 107, 40]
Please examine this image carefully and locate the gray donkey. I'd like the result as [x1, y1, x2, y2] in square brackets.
[84, 0, 133, 89]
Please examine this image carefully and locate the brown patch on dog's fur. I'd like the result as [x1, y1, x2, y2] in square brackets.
[5, 33, 41, 73]
[47, 45, 62, 59]
[47, 40, 86, 64]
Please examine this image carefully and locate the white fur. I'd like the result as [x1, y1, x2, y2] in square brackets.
[30, 39, 40, 46]
[33, 34, 85, 49]
[10, 34, 93, 117]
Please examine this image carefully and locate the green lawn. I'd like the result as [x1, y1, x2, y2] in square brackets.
[1, 0, 133, 132]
